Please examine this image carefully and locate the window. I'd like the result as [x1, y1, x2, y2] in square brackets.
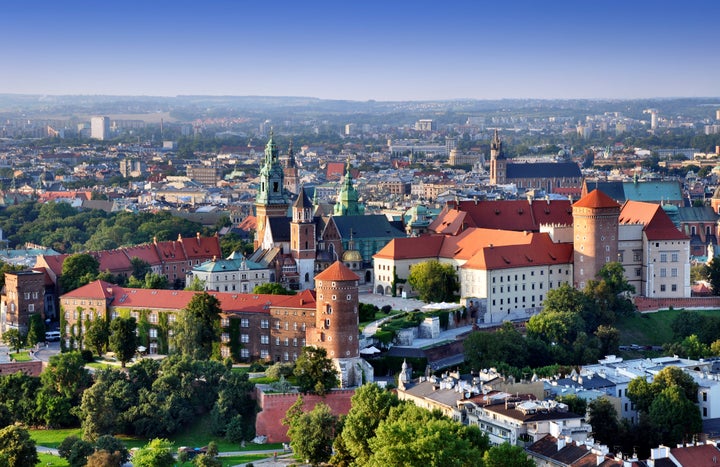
[241, 319, 249, 328]
[633, 251, 642, 262]
[261, 319, 269, 329]
[325, 319, 331, 328]
[672, 284, 677, 292]
[660, 269, 666, 278]
[28, 304, 34, 312]
[635, 268, 641, 277]
[149, 328, 158, 338]
[240, 334, 249, 343]
[672, 253, 678, 262]
[260, 349, 269, 359]
[660, 253, 667, 263]
[149, 313, 158, 324]
[293, 338, 298, 347]
[241, 348, 250, 358]
[284, 338, 289, 346]
[660, 284, 666, 292]
[24, 292, 30, 300]
[221, 333, 229, 343]
[261, 335, 269, 344]
[671, 268, 678, 277]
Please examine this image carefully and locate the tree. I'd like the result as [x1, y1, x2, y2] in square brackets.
[708, 257, 720, 295]
[37, 351, 91, 427]
[367, 403, 488, 467]
[407, 260, 459, 302]
[293, 346, 338, 395]
[172, 292, 222, 359]
[131, 438, 175, 467]
[128, 272, 169, 290]
[85, 317, 110, 357]
[587, 397, 619, 446]
[482, 443, 535, 467]
[109, 317, 137, 368]
[94, 435, 129, 465]
[58, 435, 95, 467]
[185, 276, 206, 291]
[338, 383, 400, 465]
[0, 425, 38, 467]
[648, 385, 702, 446]
[130, 257, 152, 280]
[253, 282, 296, 295]
[80, 369, 134, 441]
[464, 322, 529, 371]
[595, 325, 620, 356]
[556, 394, 587, 417]
[2, 329, 24, 353]
[86, 450, 122, 467]
[526, 310, 584, 346]
[26, 313, 45, 347]
[61, 253, 100, 292]
[286, 402, 337, 466]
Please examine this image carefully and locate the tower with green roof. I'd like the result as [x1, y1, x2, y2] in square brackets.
[333, 160, 364, 216]
[255, 132, 289, 248]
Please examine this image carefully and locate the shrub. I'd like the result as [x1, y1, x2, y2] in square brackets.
[381, 305, 392, 314]
[81, 349, 95, 363]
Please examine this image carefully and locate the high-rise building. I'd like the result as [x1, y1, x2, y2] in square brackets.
[90, 116, 110, 140]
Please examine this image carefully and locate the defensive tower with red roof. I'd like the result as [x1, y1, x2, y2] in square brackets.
[572, 189, 621, 288]
[310, 261, 373, 387]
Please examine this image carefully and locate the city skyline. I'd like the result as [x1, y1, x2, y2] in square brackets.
[2, 0, 719, 101]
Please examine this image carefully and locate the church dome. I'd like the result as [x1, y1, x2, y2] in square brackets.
[342, 249, 363, 262]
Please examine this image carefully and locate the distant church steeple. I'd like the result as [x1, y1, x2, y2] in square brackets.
[489, 129, 507, 185]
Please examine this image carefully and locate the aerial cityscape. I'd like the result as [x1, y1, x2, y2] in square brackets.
[1, 1, 720, 466]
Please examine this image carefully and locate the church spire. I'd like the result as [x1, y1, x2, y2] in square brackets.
[334, 160, 363, 216]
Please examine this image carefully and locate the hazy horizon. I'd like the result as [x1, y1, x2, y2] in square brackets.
[2, 0, 719, 101]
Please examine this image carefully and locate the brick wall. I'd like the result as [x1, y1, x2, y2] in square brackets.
[0, 360, 44, 377]
[255, 387, 356, 442]
[634, 296, 720, 312]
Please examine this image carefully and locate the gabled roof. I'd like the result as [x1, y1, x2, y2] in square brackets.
[573, 189, 620, 209]
[619, 201, 688, 241]
[314, 261, 359, 282]
[430, 199, 573, 234]
[462, 233, 573, 271]
[267, 217, 291, 242]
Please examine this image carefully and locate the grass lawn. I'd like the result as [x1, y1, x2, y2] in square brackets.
[29, 428, 83, 449]
[219, 453, 269, 466]
[616, 309, 720, 346]
[171, 415, 284, 453]
[10, 351, 32, 362]
[38, 452, 69, 466]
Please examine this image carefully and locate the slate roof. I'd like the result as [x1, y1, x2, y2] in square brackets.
[331, 215, 405, 240]
[267, 217, 291, 242]
[506, 161, 582, 179]
[583, 180, 683, 204]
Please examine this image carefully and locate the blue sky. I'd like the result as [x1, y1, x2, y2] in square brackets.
[1, 0, 718, 100]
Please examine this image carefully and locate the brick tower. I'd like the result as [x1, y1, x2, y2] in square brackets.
[489, 129, 507, 185]
[290, 186, 316, 291]
[311, 261, 373, 387]
[572, 189, 620, 289]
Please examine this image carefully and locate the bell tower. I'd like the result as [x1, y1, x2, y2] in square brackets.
[255, 131, 289, 249]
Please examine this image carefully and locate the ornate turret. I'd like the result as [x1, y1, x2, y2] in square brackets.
[334, 160, 364, 216]
[283, 140, 300, 195]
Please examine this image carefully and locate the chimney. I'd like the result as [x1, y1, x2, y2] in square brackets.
[557, 436, 566, 451]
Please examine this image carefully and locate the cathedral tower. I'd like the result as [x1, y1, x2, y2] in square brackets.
[283, 141, 300, 195]
[311, 261, 373, 387]
[291, 186, 316, 290]
[572, 189, 620, 289]
[333, 160, 364, 216]
[489, 129, 507, 185]
[255, 132, 289, 249]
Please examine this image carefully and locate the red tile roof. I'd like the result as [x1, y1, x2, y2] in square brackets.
[314, 261, 359, 282]
[462, 233, 573, 271]
[430, 199, 573, 234]
[669, 443, 720, 466]
[573, 189, 620, 209]
[62, 280, 317, 314]
[619, 201, 688, 241]
[374, 235, 445, 260]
